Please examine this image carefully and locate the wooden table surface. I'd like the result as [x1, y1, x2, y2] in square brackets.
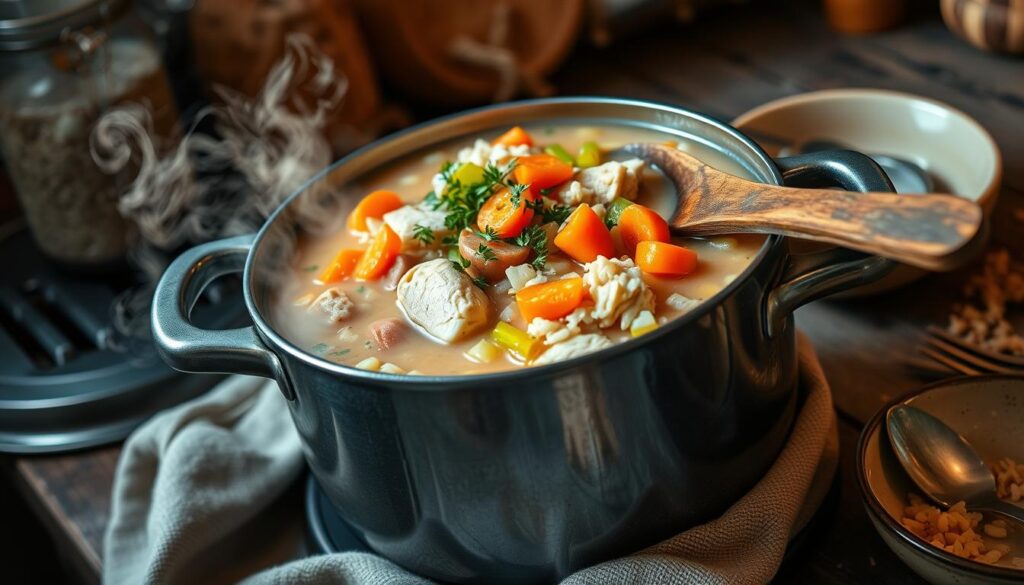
[5, 1, 1022, 583]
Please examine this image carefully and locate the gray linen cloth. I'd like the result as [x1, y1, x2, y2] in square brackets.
[104, 335, 834, 585]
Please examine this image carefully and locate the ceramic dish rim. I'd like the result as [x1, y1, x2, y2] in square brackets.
[856, 373, 1024, 580]
[731, 87, 1003, 207]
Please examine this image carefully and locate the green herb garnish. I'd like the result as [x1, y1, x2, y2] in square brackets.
[327, 349, 351, 357]
[412, 223, 436, 245]
[472, 276, 490, 289]
[534, 201, 573, 225]
[508, 182, 530, 209]
[302, 264, 319, 273]
[515, 225, 549, 269]
[431, 158, 518, 234]
[475, 227, 500, 242]
[311, 343, 330, 354]
[476, 244, 497, 262]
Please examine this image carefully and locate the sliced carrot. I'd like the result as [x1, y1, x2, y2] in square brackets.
[516, 278, 586, 323]
[492, 126, 533, 147]
[318, 248, 364, 283]
[553, 204, 616, 263]
[618, 204, 670, 256]
[354, 225, 402, 280]
[347, 190, 403, 232]
[477, 187, 537, 238]
[635, 241, 698, 278]
[513, 154, 574, 189]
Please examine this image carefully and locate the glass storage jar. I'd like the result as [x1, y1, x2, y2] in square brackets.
[0, 0, 176, 269]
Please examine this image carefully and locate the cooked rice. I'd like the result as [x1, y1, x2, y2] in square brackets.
[994, 457, 1024, 502]
[947, 249, 1024, 355]
[900, 495, 1012, 564]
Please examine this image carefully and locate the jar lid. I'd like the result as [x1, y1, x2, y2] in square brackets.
[0, 0, 129, 51]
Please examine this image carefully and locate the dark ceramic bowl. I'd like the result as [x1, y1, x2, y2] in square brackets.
[858, 375, 1024, 585]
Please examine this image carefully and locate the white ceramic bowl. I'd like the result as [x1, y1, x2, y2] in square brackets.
[858, 376, 1024, 585]
[733, 89, 1002, 295]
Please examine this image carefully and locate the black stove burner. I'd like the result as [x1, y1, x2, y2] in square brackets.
[304, 473, 370, 555]
[0, 220, 245, 452]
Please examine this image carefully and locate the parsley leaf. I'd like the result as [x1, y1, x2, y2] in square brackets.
[412, 224, 436, 245]
[541, 203, 573, 225]
[430, 158, 519, 235]
[514, 225, 550, 270]
[472, 276, 490, 289]
[476, 244, 497, 262]
[508, 182, 529, 208]
[475, 227, 500, 241]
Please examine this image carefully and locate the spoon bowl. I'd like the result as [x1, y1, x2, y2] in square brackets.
[887, 404, 1024, 524]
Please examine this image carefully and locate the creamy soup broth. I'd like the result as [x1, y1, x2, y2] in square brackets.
[273, 124, 764, 375]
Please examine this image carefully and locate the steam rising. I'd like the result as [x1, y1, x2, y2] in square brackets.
[91, 34, 349, 348]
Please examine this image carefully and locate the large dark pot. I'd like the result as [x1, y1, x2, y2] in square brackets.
[152, 98, 893, 583]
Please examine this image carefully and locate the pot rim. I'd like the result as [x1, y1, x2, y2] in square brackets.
[244, 96, 787, 389]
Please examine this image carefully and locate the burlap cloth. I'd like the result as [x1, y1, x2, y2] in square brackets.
[104, 334, 837, 585]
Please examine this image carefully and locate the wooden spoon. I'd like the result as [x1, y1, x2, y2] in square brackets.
[625, 143, 984, 271]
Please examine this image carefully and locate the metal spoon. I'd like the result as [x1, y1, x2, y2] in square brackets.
[887, 405, 1024, 524]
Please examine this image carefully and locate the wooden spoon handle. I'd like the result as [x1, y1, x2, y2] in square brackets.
[673, 183, 984, 271]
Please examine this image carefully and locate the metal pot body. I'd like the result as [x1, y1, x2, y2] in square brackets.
[152, 98, 894, 583]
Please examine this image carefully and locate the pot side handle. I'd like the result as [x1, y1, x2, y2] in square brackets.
[765, 150, 897, 337]
[151, 234, 294, 400]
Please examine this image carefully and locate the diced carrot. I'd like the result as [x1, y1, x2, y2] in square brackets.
[516, 278, 586, 323]
[618, 204, 670, 256]
[477, 187, 537, 238]
[354, 225, 402, 280]
[513, 154, 574, 189]
[635, 241, 698, 277]
[553, 204, 616, 263]
[347, 190, 403, 232]
[492, 126, 533, 147]
[318, 248, 364, 283]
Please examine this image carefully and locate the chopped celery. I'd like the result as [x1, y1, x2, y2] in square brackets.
[630, 310, 658, 338]
[543, 144, 574, 165]
[447, 247, 468, 268]
[452, 162, 485, 188]
[577, 141, 601, 168]
[604, 197, 634, 228]
[490, 321, 542, 361]
[465, 339, 502, 363]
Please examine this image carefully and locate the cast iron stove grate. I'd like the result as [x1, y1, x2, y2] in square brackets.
[0, 220, 244, 453]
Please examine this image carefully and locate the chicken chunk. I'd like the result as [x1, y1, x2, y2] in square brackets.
[534, 334, 613, 365]
[382, 204, 449, 248]
[308, 288, 354, 324]
[397, 258, 491, 343]
[554, 159, 645, 206]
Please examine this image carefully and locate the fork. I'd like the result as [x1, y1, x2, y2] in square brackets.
[917, 326, 1024, 376]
